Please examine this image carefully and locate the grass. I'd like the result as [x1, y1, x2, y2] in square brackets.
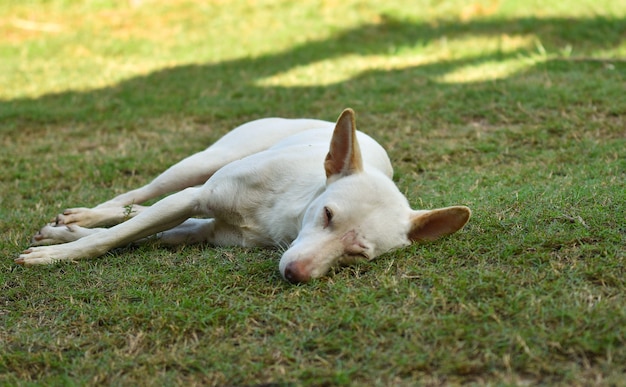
[1, 0, 625, 385]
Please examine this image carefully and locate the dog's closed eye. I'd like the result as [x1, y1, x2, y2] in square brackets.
[323, 206, 333, 228]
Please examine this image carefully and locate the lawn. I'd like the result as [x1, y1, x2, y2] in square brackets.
[1, 0, 625, 385]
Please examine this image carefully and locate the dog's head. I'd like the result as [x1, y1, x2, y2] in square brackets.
[279, 109, 471, 283]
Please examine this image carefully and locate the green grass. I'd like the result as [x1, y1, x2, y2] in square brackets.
[1, 0, 625, 385]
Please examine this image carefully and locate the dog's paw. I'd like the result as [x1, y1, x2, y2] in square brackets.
[52, 207, 95, 227]
[32, 224, 102, 246]
[32, 224, 79, 245]
[52, 205, 139, 228]
[15, 246, 71, 266]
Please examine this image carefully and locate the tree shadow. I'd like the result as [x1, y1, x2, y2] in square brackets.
[1, 14, 624, 127]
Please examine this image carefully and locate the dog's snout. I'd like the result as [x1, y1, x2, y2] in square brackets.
[283, 261, 311, 284]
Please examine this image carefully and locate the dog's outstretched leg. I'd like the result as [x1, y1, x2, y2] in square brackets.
[18, 187, 208, 265]
[31, 224, 105, 245]
[31, 218, 217, 247]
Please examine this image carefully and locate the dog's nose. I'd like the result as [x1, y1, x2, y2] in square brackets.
[283, 261, 311, 284]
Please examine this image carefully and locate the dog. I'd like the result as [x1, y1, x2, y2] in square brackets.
[16, 109, 471, 283]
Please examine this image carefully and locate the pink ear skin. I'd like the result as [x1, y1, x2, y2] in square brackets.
[324, 108, 364, 179]
[408, 206, 471, 243]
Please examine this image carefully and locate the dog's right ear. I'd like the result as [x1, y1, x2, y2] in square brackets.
[325, 108, 364, 180]
[407, 206, 471, 243]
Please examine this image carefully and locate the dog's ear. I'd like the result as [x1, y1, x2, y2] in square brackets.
[325, 108, 364, 179]
[408, 206, 471, 242]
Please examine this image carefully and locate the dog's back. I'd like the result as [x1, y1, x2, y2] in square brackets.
[213, 117, 393, 178]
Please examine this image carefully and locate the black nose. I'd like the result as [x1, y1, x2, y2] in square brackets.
[283, 261, 311, 284]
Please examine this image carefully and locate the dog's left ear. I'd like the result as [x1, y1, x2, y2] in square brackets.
[325, 108, 364, 180]
[408, 206, 471, 242]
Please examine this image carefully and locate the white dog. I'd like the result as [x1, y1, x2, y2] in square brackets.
[16, 109, 470, 283]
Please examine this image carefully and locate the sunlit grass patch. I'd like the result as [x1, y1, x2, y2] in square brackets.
[256, 33, 543, 87]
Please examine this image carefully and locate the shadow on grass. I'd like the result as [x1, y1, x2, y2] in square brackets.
[1, 15, 624, 127]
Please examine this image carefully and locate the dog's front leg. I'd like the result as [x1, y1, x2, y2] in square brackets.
[16, 187, 207, 265]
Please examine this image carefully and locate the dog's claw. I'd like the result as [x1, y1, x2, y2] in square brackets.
[15, 250, 30, 265]
[32, 229, 47, 244]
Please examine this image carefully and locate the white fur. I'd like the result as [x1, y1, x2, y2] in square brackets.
[17, 109, 470, 283]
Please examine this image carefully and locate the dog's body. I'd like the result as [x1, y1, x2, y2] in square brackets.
[17, 109, 470, 283]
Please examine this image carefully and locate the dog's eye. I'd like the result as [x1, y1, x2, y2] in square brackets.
[323, 206, 333, 228]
